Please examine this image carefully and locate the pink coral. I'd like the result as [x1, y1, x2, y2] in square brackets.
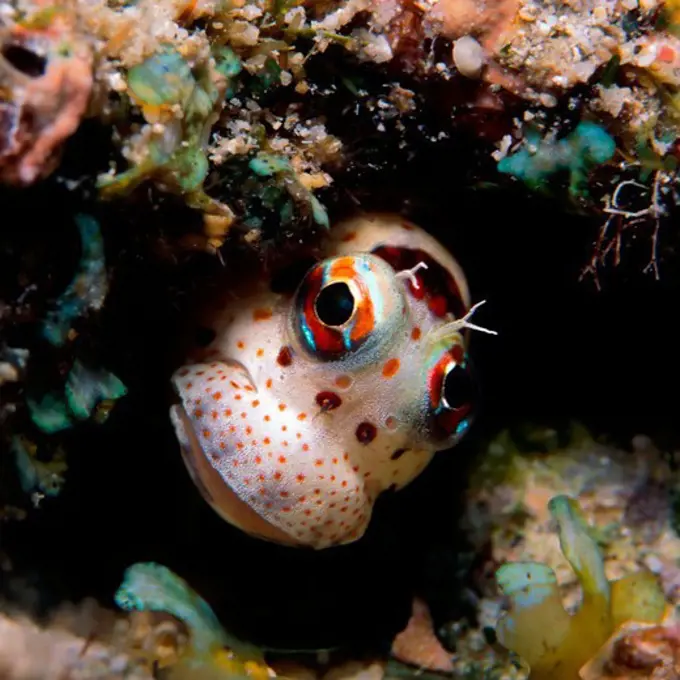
[0, 10, 93, 186]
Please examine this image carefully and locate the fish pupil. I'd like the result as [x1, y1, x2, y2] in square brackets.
[442, 363, 475, 411]
[315, 282, 355, 326]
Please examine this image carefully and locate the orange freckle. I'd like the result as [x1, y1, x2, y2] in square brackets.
[256, 348, 264, 358]
[220, 376, 226, 381]
[235, 394, 242, 400]
[211, 410, 218, 420]
[244, 478, 250, 485]
[302, 444, 310, 452]
[240, 412, 246, 419]
[252, 400, 260, 407]
[232, 459, 240, 467]
[274, 471, 282, 480]
[297, 413, 307, 421]
[208, 376, 215, 382]
[264, 415, 270, 422]
[332, 457, 338, 464]
[252, 440, 257, 446]
[315, 459, 323, 466]
[316, 500, 323, 505]
[194, 398, 201, 405]
[186, 382, 193, 389]
[343, 452, 349, 461]
[330, 475, 336, 481]
[411, 327, 421, 341]
[279, 455, 287, 463]
[280, 491, 289, 498]
[364, 471, 371, 478]
[278, 403, 286, 411]
[236, 442, 244, 450]
[266, 378, 273, 389]
[197, 371, 205, 376]
[194, 408, 204, 418]
[255, 456, 262, 464]
[335, 375, 352, 389]
[229, 425, 237, 433]
[263, 437, 271, 445]
[296, 432, 302, 439]
[212, 392, 222, 400]
[224, 408, 232, 417]
[341, 231, 357, 242]
[281, 425, 287, 432]
[352, 465, 359, 472]
[246, 426, 253, 435]
[253, 307, 273, 321]
[304, 509, 312, 516]
[282, 506, 291, 512]
[202, 429, 211, 438]
[259, 474, 265, 482]
[237, 341, 245, 349]
[297, 474, 305, 482]
[342, 480, 348, 487]
[230, 381, 240, 389]
[314, 488, 321, 494]
[382, 358, 400, 378]
[244, 385, 254, 392]
[282, 441, 288, 447]
[259, 488, 266, 496]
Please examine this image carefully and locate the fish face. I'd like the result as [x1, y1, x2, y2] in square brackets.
[170, 214, 493, 549]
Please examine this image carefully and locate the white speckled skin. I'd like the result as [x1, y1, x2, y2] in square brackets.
[170, 213, 473, 549]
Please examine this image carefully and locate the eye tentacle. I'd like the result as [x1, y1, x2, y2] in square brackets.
[432, 299, 499, 342]
[395, 261, 429, 289]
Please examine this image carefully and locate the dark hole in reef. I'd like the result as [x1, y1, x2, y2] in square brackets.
[269, 256, 318, 294]
[443, 363, 476, 411]
[315, 281, 355, 326]
[2, 44, 47, 78]
[194, 325, 216, 347]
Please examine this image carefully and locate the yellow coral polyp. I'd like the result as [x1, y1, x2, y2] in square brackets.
[495, 495, 666, 679]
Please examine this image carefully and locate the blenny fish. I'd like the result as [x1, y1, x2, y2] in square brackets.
[170, 213, 495, 549]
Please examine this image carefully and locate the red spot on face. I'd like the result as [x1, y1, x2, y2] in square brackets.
[279, 403, 287, 411]
[355, 421, 377, 444]
[382, 358, 400, 378]
[252, 400, 260, 407]
[302, 443, 310, 452]
[277, 346, 293, 367]
[266, 378, 273, 389]
[315, 391, 342, 410]
[297, 413, 307, 421]
[411, 327, 421, 341]
[278, 455, 287, 463]
[256, 348, 264, 357]
[237, 341, 245, 349]
[253, 308, 273, 321]
[194, 409, 204, 418]
[341, 231, 357, 242]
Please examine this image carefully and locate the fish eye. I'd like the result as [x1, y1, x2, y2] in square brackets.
[290, 253, 407, 363]
[315, 281, 355, 327]
[442, 362, 476, 411]
[426, 345, 477, 442]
